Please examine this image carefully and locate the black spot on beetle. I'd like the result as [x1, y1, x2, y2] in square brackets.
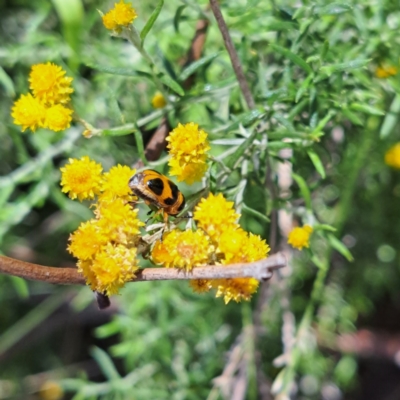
[148, 178, 164, 195]
[163, 197, 175, 206]
[169, 181, 179, 201]
[177, 198, 185, 212]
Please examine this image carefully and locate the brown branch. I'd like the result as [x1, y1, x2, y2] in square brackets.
[0, 253, 286, 286]
[209, 0, 255, 109]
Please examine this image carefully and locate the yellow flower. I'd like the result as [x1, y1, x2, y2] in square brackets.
[166, 122, 210, 184]
[44, 104, 73, 132]
[288, 225, 313, 250]
[151, 229, 212, 271]
[68, 220, 107, 260]
[29, 62, 73, 105]
[151, 92, 167, 108]
[11, 93, 46, 132]
[77, 259, 98, 291]
[101, 164, 136, 201]
[38, 381, 63, 400]
[217, 228, 270, 264]
[102, 0, 138, 32]
[375, 65, 398, 79]
[60, 156, 103, 201]
[190, 279, 212, 293]
[88, 243, 139, 295]
[212, 228, 270, 304]
[194, 193, 240, 240]
[385, 143, 400, 169]
[214, 277, 260, 304]
[96, 198, 143, 244]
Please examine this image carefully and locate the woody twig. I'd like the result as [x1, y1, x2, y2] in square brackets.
[0, 253, 286, 286]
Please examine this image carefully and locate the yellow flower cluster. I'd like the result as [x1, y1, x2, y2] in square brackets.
[151, 193, 270, 304]
[151, 92, 167, 109]
[166, 122, 210, 184]
[102, 0, 138, 32]
[60, 156, 143, 295]
[287, 225, 313, 250]
[375, 65, 398, 79]
[12, 63, 73, 132]
[385, 143, 400, 170]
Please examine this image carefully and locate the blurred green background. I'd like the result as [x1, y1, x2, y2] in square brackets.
[1, 0, 400, 399]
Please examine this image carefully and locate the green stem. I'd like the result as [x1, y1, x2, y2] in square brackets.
[276, 119, 376, 395]
[0, 291, 70, 355]
[124, 27, 169, 100]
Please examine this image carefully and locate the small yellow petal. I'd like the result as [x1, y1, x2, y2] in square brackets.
[151, 229, 212, 271]
[194, 193, 240, 241]
[60, 156, 103, 201]
[11, 93, 46, 132]
[29, 62, 73, 105]
[385, 143, 400, 170]
[102, 0, 138, 31]
[287, 225, 313, 250]
[166, 122, 210, 184]
[151, 92, 167, 108]
[44, 104, 73, 132]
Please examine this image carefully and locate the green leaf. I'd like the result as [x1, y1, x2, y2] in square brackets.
[270, 44, 313, 74]
[178, 53, 220, 81]
[173, 5, 187, 32]
[380, 94, 400, 138]
[307, 150, 326, 179]
[0, 66, 15, 97]
[274, 113, 294, 131]
[311, 110, 335, 137]
[158, 73, 184, 96]
[10, 276, 29, 299]
[133, 129, 148, 166]
[328, 233, 354, 261]
[314, 3, 352, 15]
[90, 347, 121, 380]
[52, 0, 83, 70]
[320, 59, 370, 76]
[225, 127, 259, 170]
[314, 224, 337, 232]
[242, 203, 270, 223]
[295, 74, 313, 103]
[140, 0, 164, 44]
[341, 108, 363, 126]
[85, 62, 152, 78]
[292, 173, 312, 210]
[350, 103, 385, 116]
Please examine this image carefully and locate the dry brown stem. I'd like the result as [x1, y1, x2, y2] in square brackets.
[0, 253, 286, 286]
[209, 0, 255, 109]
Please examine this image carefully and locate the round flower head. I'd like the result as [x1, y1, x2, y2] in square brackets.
[60, 156, 103, 201]
[44, 104, 73, 132]
[194, 193, 240, 240]
[68, 220, 107, 260]
[375, 65, 398, 79]
[384, 143, 400, 170]
[96, 198, 143, 244]
[166, 122, 210, 184]
[102, 0, 138, 32]
[151, 229, 212, 271]
[89, 243, 139, 295]
[100, 164, 136, 201]
[190, 279, 212, 294]
[151, 92, 167, 108]
[39, 381, 63, 400]
[11, 93, 46, 132]
[29, 62, 73, 105]
[214, 277, 260, 304]
[212, 228, 270, 304]
[288, 225, 313, 250]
